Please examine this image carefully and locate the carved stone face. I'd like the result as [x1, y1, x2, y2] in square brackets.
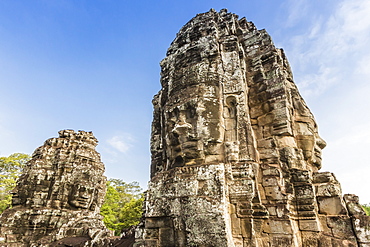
[68, 183, 95, 209]
[312, 133, 327, 168]
[166, 101, 201, 167]
[10, 168, 51, 207]
[294, 116, 326, 170]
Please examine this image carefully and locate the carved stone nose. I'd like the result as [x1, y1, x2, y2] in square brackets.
[316, 136, 327, 149]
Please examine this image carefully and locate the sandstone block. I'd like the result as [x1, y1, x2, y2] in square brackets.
[352, 215, 370, 244]
[344, 194, 367, 216]
[317, 197, 347, 215]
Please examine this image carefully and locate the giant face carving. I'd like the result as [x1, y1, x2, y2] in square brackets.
[68, 183, 95, 209]
[293, 97, 327, 170]
[166, 104, 198, 168]
[67, 168, 104, 211]
[296, 130, 326, 169]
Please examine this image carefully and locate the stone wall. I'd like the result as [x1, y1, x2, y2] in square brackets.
[0, 130, 112, 247]
[135, 9, 370, 247]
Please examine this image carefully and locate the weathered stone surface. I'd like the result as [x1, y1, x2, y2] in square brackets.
[0, 130, 113, 247]
[136, 9, 370, 246]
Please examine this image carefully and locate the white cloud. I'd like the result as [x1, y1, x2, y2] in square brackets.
[323, 123, 370, 204]
[107, 134, 135, 154]
[281, 0, 370, 203]
[285, 0, 370, 97]
[356, 54, 370, 76]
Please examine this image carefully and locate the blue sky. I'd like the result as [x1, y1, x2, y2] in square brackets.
[1, 0, 369, 203]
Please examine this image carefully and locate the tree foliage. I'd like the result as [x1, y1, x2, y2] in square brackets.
[100, 178, 144, 235]
[362, 204, 370, 216]
[0, 153, 31, 213]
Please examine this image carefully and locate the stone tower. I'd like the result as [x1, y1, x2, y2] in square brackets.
[135, 9, 370, 246]
[0, 130, 112, 246]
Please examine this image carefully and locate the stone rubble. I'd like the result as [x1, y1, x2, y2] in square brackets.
[0, 130, 113, 247]
[135, 9, 370, 247]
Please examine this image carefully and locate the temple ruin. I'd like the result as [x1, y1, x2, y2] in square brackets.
[0, 8, 369, 247]
[134, 9, 370, 247]
[0, 130, 112, 246]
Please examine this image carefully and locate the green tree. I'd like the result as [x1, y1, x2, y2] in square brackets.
[0, 153, 31, 213]
[362, 204, 370, 216]
[100, 178, 144, 235]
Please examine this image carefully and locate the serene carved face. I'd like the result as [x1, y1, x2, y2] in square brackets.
[166, 102, 200, 167]
[312, 133, 327, 168]
[293, 100, 327, 169]
[161, 81, 225, 168]
[68, 183, 95, 209]
[10, 167, 51, 207]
